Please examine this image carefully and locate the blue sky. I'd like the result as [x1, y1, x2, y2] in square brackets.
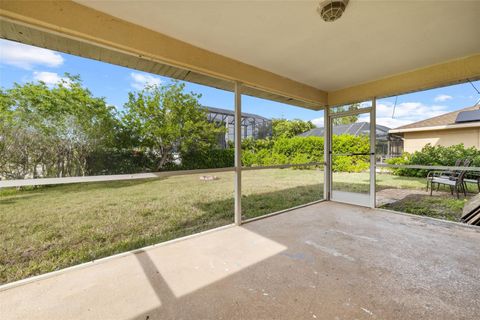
[1, 38, 478, 129]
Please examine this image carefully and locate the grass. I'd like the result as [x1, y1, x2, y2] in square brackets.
[0, 169, 473, 284]
[333, 172, 427, 193]
[0, 168, 323, 284]
[381, 194, 468, 222]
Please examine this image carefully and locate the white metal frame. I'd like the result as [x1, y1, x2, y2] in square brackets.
[327, 100, 376, 208]
[234, 81, 242, 225]
[324, 105, 331, 201]
[377, 164, 480, 171]
[370, 98, 376, 208]
[0, 80, 325, 227]
[0, 167, 236, 188]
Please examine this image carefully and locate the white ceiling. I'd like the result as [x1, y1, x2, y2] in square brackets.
[76, 0, 480, 91]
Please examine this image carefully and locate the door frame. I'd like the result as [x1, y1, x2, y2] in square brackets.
[324, 98, 376, 208]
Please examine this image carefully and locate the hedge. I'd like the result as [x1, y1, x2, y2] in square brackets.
[242, 135, 371, 172]
[180, 148, 234, 170]
[86, 135, 376, 174]
[86, 148, 235, 174]
[86, 149, 158, 175]
[386, 144, 480, 177]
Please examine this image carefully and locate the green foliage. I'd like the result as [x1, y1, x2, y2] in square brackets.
[385, 154, 411, 176]
[332, 133, 370, 154]
[241, 137, 274, 152]
[272, 137, 324, 162]
[121, 81, 225, 170]
[180, 149, 234, 170]
[272, 118, 315, 138]
[331, 103, 360, 125]
[85, 149, 158, 175]
[386, 144, 480, 177]
[242, 134, 371, 172]
[1, 77, 233, 177]
[0, 74, 118, 179]
[331, 134, 370, 172]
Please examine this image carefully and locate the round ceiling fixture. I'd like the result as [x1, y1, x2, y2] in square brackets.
[317, 0, 349, 22]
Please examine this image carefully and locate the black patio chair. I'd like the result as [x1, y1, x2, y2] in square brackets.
[429, 161, 470, 199]
[463, 165, 479, 193]
[426, 159, 462, 191]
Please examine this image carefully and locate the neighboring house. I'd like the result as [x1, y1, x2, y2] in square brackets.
[298, 122, 403, 157]
[389, 106, 480, 153]
[205, 106, 272, 148]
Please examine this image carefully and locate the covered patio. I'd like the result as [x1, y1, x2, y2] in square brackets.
[0, 1, 479, 319]
[1, 202, 479, 319]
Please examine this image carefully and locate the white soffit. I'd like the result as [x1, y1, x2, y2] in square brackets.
[75, 0, 480, 91]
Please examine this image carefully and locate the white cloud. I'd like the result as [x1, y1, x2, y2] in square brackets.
[311, 116, 324, 127]
[359, 117, 415, 129]
[0, 39, 64, 70]
[311, 102, 450, 130]
[33, 71, 62, 86]
[130, 72, 162, 90]
[33, 71, 72, 87]
[434, 94, 453, 102]
[376, 102, 448, 121]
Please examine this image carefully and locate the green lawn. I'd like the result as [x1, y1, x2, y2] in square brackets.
[0, 168, 323, 284]
[333, 172, 427, 193]
[381, 194, 467, 222]
[0, 169, 472, 284]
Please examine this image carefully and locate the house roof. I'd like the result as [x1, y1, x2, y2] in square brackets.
[298, 122, 393, 141]
[390, 105, 480, 133]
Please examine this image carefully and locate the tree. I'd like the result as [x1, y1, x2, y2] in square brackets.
[272, 119, 315, 139]
[332, 103, 360, 125]
[121, 81, 224, 170]
[0, 74, 117, 179]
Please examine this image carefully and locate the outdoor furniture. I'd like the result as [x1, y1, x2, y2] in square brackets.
[463, 171, 480, 193]
[428, 165, 469, 199]
[426, 159, 462, 191]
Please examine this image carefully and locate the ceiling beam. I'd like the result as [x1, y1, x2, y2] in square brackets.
[328, 55, 480, 106]
[0, 0, 327, 107]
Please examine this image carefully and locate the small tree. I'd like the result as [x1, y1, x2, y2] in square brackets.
[272, 119, 315, 139]
[121, 82, 224, 170]
[332, 103, 360, 125]
[0, 74, 117, 178]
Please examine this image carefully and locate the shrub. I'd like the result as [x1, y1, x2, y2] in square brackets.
[241, 134, 371, 172]
[86, 149, 158, 175]
[385, 153, 411, 176]
[180, 148, 234, 170]
[273, 136, 324, 161]
[333, 155, 370, 172]
[387, 144, 480, 177]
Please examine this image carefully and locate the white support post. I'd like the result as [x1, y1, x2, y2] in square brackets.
[234, 81, 242, 225]
[370, 97, 377, 208]
[324, 106, 330, 201]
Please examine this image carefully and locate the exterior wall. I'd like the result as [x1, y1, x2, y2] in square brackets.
[403, 127, 480, 153]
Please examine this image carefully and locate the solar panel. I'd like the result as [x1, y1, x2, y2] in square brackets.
[455, 110, 480, 123]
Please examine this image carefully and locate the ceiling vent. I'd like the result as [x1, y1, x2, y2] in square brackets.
[317, 0, 349, 22]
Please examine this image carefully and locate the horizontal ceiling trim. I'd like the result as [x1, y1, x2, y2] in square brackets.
[0, 0, 327, 108]
[328, 54, 480, 107]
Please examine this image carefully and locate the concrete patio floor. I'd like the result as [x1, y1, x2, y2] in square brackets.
[1, 202, 479, 320]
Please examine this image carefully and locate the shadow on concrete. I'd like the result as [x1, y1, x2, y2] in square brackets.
[127, 201, 480, 320]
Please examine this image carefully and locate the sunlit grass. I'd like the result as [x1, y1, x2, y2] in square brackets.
[0, 169, 323, 284]
[1, 169, 473, 284]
